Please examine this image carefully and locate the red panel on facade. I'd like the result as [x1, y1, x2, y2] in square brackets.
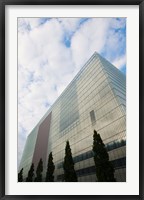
[32, 112, 52, 169]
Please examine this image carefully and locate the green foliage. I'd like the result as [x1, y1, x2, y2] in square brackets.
[46, 152, 55, 182]
[26, 163, 34, 182]
[92, 130, 116, 182]
[18, 168, 23, 182]
[34, 158, 43, 182]
[63, 141, 77, 182]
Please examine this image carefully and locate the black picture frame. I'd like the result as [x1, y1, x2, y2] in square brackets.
[0, 0, 143, 199]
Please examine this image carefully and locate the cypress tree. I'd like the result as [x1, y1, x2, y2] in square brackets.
[34, 158, 43, 182]
[63, 141, 77, 182]
[18, 168, 23, 182]
[46, 152, 55, 182]
[92, 130, 116, 182]
[26, 163, 34, 182]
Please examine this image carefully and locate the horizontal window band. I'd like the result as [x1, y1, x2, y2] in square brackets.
[57, 157, 126, 181]
[57, 140, 126, 169]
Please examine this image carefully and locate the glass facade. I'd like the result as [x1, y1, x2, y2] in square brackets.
[19, 126, 39, 179]
[19, 52, 126, 182]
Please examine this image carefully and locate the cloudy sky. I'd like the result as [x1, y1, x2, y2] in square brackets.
[18, 17, 126, 167]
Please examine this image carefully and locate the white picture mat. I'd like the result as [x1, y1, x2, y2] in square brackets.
[5, 5, 139, 195]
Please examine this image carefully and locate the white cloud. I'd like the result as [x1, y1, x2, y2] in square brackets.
[71, 18, 111, 69]
[58, 18, 82, 34]
[110, 18, 126, 29]
[18, 18, 48, 32]
[112, 55, 126, 69]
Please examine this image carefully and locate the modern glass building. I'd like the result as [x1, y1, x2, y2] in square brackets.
[19, 52, 126, 182]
